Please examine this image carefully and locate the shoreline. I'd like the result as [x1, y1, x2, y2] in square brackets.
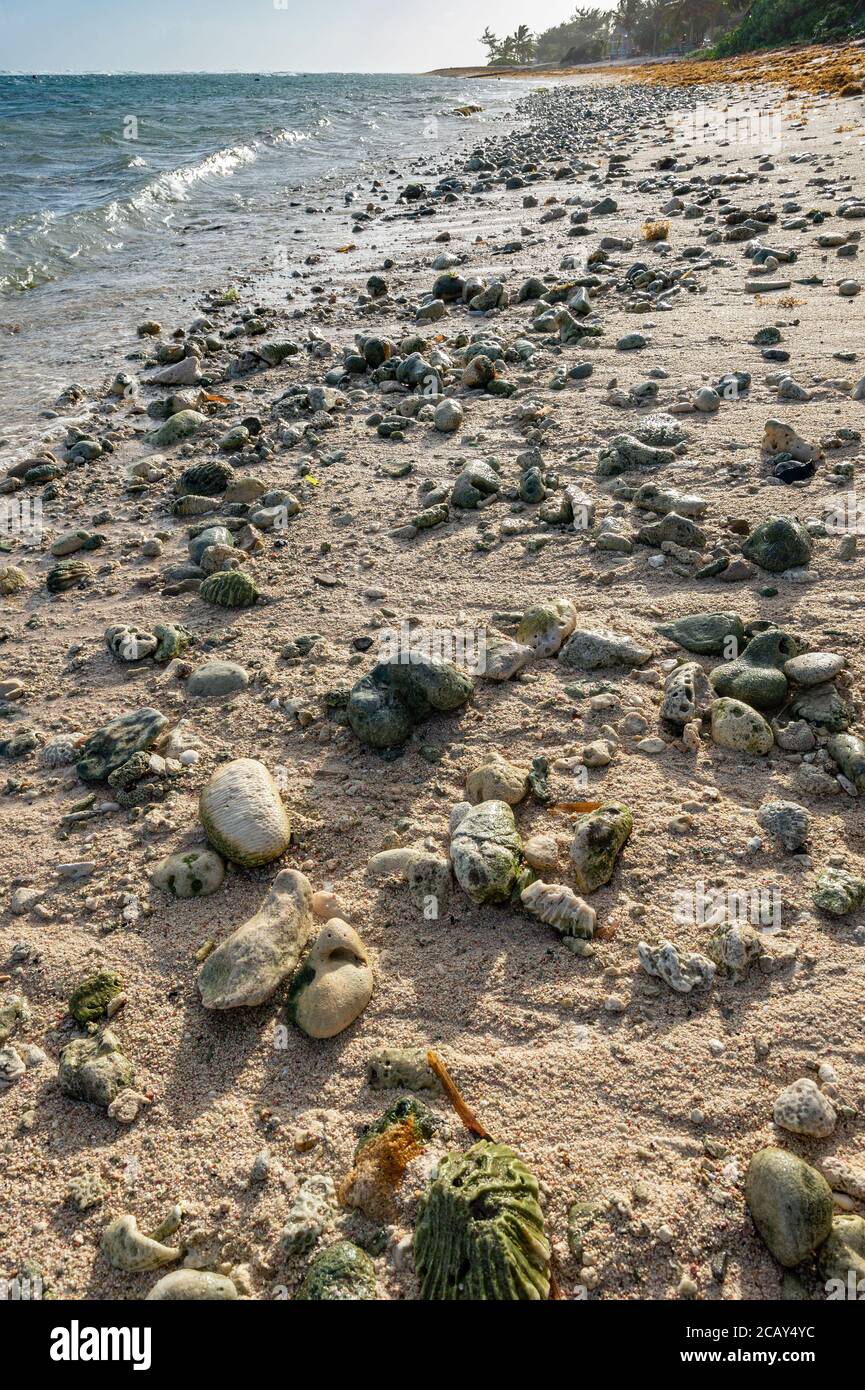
[2, 69, 865, 1302]
[0, 73, 527, 454]
[424, 37, 865, 98]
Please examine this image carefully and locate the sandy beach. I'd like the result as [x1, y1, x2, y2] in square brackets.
[1, 61, 865, 1304]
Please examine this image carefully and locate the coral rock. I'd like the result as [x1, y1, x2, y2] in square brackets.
[286, 919, 373, 1039]
[414, 1140, 551, 1300]
[198, 869, 313, 1009]
[199, 758, 290, 867]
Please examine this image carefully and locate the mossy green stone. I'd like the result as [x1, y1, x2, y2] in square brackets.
[58, 1030, 134, 1108]
[710, 698, 774, 755]
[709, 631, 797, 711]
[386, 656, 474, 713]
[789, 682, 850, 732]
[77, 707, 167, 783]
[347, 656, 473, 750]
[188, 525, 233, 566]
[412, 503, 449, 530]
[817, 1215, 865, 1285]
[347, 673, 415, 748]
[296, 1242, 377, 1301]
[69, 970, 122, 1026]
[656, 611, 745, 655]
[146, 409, 206, 447]
[356, 1097, 438, 1156]
[152, 849, 224, 899]
[199, 569, 259, 608]
[570, 801, 633, 893]
[176, 461, 233, 496]
[516, 598, 574, 656]
[450, 799, 522, 904]
[414, 1140, 550, 1300]
[46, 559, 93, 593]
[813, 866, 865, 916]
[742, 515, 812, 573]
[153, 623, 192, 663]
[745, 1147, 833, 1268]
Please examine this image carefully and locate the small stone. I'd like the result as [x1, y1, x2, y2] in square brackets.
[101, 1214, 181, 1273]
[198, 869, 313, 1009]
[296, 1241, 377, 1301]
[559, 628, 652, 671]
[58, 1030, 134, 1109]
[151, 848, 225, 899]
[638, 940, 715, 993]
[745, 1147, 833, 1268]
[77, 708, 167, 784]
[147, 1271, 238, 1300]
[570, 801, 633, 893]
[773, 1078, 837, 1138]
[450, 800, 522, 905]
[286, 919, 373, 1039]
[710, 698, 773, 755]
[785, 652, 844, 687]
[757, 801, 810, 852]
[813, 866, 865, 916]
[69, 971, 122, 1026]
[742, 515, 812, 573]
[434, 399, 463, 433]
[187, 662, 249, 697]
[466, 751, 529, 805]
[818, 1215, 865, 1286]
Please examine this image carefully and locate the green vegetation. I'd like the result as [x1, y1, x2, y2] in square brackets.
[478, 0, 864, 67]
[479, 2, 742, 66]
[714, 0, 865, 56]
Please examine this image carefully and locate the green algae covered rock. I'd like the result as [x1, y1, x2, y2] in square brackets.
[296, 1241, 377, 1301]
[710, 698, 773, 755]
[569, 801, 632, 893]
[347, 655, 474, 750]
[709, 630, 797, 711]
[745, 1146, 833, 1269]
[356, 1097, 438, 1156]
[414, 1140, 550, 1300]
[347, 672, 414, 748]
[813, 866, 865, 916]
[450, 799, 522, 904]
[176, 461, 233, 497]
[46, 558, 93, 593]
[817, 1215, 865, 1286]
[656, 611, 745, 656]
[788, 682, 850, 733]
[199, 569, 259, 608]
[58, 1030, 134, 1109]
[516, 596, 576, 657]
[77, 707, 167, 783]
[146, 408, 206, 447]
[69, 970, 122, 1025]
[742, 515, 812, 573]
[153, 622, 192, 663]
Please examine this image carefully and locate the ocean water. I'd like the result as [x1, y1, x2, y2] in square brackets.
[0, 72, 524, 442]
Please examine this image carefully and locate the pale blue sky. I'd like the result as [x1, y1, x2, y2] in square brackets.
[0, 0, 617, 73]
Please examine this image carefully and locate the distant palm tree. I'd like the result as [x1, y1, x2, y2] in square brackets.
[513, 24, 535, 62]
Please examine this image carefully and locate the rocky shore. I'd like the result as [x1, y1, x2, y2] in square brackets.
[1, 71, 864, 1301]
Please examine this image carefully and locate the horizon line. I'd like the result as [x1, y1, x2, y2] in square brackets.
[0, 67, 455, 77]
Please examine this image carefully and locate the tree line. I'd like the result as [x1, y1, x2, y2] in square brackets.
[478, 0, 864, 67]
[480, 2, 741, 66]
